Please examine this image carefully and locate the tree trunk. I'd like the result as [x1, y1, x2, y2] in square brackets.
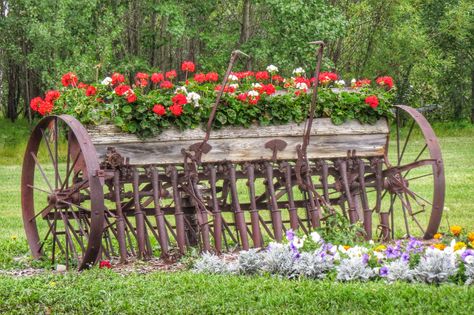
[239, 0, 251, 46]
[7, 62, 19, 122]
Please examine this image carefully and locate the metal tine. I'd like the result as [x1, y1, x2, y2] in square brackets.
[304, 174, 322, 229]
[168, 166, 187, 254]
[281, 162, 298, 231]
[132, 167, 149, 259]
[379, 212, 391, 241]
[150, 167, 170, 257]
[123, 216, 136, 256]
[190, 178, 211, 252]
[264, 162, 283, 241]
[245, 163, 263, 247]
[228, 163, 249, 250]
[338, 159, 358, 224]
[208, 164, 223, 253]
[113, 170, 128, 263]
[320, 160, 330, 203]
[358, 159, 372, 239]
[374, 158, 383, 213]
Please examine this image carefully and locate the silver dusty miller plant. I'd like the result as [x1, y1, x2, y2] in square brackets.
[193, 252, 228, 274]
[293, 251, 335, 279]
[262, 243, 295, 277]
[464, 262, 474, 285]
[336, 255, 374, 281]
[412, 248, 457, 284]
[238, 249, 264, 275]
[380, 259, 414, 283]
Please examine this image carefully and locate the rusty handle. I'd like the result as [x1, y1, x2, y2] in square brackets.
[301, 41, 325, 156]
[201, 50, 249, 146]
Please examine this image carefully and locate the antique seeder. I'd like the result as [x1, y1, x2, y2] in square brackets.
[21, 42, 445, 269]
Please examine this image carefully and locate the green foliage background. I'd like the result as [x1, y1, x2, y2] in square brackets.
[0, 0, 473, 122]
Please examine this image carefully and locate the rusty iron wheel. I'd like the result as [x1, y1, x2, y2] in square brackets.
[21, 115, 105, 270]
[364, 105, 445, 240]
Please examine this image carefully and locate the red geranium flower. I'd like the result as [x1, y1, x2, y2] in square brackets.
[165, 70, 177, 80]
[264, 84, 276, 95]
[255, 71, 270, 81]
[172, 93, 187, 106]
[30, 97, 44, 111]
[376, 76, 394, 89]
[205, 72, 219, 82]
[365, 95, 379, 108]
[237, 93, 247, 102]
[151, 73, 164, 84]
[194, 73, 206, 84]
[99, 260, 111, 269]
[318, 72, 338, 84]
[127, 93, 137, 103]
[355, 79, 371, 87]
[160, 80, 173, 89]
[85, 86, 97, 97]
[38, 101, 54, 116]
[45, 90, 61, 103]
[181, 61, 195, 72]
[114, 85, 131, 96]
[111, 72, 125, 85]
[61, 72, 78, 87]
[169, 104, 183, 116]
[153, 104, 166, 116]
[77, 82, 88, 89]
[248, 95, 260, 105]
[272, 75, 284, 83]
[135, 72, 149, 87]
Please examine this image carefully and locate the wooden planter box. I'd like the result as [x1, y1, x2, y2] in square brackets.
[87, 118, 389, 165]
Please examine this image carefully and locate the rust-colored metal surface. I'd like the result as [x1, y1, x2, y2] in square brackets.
[21, 47, 445, 269]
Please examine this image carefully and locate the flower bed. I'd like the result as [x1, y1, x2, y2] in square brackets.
[192, 225, 474, 285]
[30, 62, 395, 138]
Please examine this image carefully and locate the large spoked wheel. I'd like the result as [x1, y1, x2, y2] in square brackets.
[374, 105, 445, 240]
[21, 115, 104, 270]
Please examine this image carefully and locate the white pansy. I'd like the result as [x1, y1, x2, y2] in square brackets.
[347, 246, 368, 259]
[369, 240, 375, 245]
[292, 235, 306, 249]
[335, 80, 345, 87]
[466, 256, 474, 264]
[247, 90, 259, 97]
[228, 74, 239, 81]
[186, 92, 201, 108]
[310, 231, 322, 243]
[251, 83, 262, 89]
[295, 82, 308, 90]
[229, 83, 239, 89]
[373, 251, 385, 260]
[292, 67, 305, 75]
[101, 77, 112, 85]
[175, 86, 187, 94]
[266, 64, 279, 73]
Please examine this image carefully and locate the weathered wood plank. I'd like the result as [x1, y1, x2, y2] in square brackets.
[87, 118, 389, 145]
[88, 118, 389, 165]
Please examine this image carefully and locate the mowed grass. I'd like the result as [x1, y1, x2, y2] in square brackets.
[0, 118, 474, 313]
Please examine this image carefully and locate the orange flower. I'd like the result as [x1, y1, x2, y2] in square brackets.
[450, 225, 462, 236]
[433, 233, 442, 240]
[433, 243, 446, 250]
[468, 232, 474, 242]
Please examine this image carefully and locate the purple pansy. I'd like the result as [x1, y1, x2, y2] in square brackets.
[286, 229, 295, 242]
[380, 266, 389, 277]
[385, 246, 401, 259]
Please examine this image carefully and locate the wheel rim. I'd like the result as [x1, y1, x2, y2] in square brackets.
[21, 115, 105, 270]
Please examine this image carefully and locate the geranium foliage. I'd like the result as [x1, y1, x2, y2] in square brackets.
[30, 62, 395, 138]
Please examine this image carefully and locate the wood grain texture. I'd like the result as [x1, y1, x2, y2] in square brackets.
[87, 118, 389, 165]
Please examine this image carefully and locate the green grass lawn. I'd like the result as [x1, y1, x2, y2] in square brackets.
[0, 118, 474, 313]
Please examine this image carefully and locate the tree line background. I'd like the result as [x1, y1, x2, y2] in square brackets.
[0, 0, 473, 123]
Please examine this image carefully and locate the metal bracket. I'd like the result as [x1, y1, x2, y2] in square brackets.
[265, 139, 287, 162]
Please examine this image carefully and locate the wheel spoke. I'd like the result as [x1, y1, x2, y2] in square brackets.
[60, 150, 82, 191]
[30, 152, 54, 192]
[29, 203, 54, 222]
[40, 127, 63, 189]
[398, 120, 415, 165]
[403, 144, 428, 179]
[406, 173, 433, 182]
[27, 184, 51, 195]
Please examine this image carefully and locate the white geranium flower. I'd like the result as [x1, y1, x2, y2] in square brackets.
[295, 82, 308, 90]
[186, 92, 201, 108]
[247, 90, 259, 97]
[310, 231, 322, 243]
[229, 83, 239, 89]
[292, 67, 305, 76]
[335, 80, 345, 87]
[228, 74, 239, 81]
[266, 64, 279, 73]
[251, 83, 262, 89]
[101, 77, 112, 85]
[351, 78, 356, 85]
[175, 86, 187, 94]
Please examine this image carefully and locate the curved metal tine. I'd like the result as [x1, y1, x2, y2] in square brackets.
[395, 193, 411, 237]
[403, 191, 426, 234]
